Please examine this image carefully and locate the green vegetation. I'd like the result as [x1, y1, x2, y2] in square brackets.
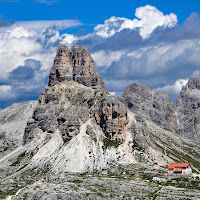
[155, 177, 200, 190]
[3, 146, 9, 152]
[63, 137, 71, 144]
[10, 152, 26, 166]
[151, 133, 200, 172]
[1, 162, 199, 199]
[0, 168, 38, 199]
[167, 148, 200, 172]
[71, 179, 83, 184]
[132, 139, 143, 151]
[103, 138, 122, 149]
[140, 172, 153, 181]
[0, 188, 20, 199]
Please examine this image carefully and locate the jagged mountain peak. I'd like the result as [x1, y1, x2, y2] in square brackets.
[122, 77, 200, 140]
[123, 82, 171, 101]
[176, 77, 200, 138]
[21, 45, 130, 173]
[48, 45, 106, 92]
[183, 77, 200, 91]
[123, 82, 152, 95]
[24, 80, 128, 144]
[122, 81, 176, 132]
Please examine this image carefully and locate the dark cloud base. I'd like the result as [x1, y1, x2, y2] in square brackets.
[0, 59, 48, 109]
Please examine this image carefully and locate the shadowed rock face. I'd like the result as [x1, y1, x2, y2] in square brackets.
[48, 45, 106, 91]
[176, 77, 200, 138]
[24, 81, 128, 144]
[122, 82, 177, 132]
[122, 78, 200, 140]
[24, 45, 128, 144]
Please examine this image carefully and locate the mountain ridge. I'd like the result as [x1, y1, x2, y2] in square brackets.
[122, 77, 200, 140]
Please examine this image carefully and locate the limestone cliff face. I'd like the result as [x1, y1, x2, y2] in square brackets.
[175, 77, 200, 138]
[24, 81, 128, 144]
[24, 45, 128, 144]
[122, 82, 177, 132]
[122, 78, 200, 140]
[0, 101, 37, 159]
[20, 45, 133, 173]
[48, 45, 106, 91]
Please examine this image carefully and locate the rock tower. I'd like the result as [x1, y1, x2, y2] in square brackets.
[176, 77, 200, 138]
[23, 45, 128, 144]
[49, 45, 106, 91]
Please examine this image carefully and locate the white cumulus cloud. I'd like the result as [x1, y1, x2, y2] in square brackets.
[4, 26, 36, 38]
[0, 85, 15, 100]
[135, 5, 177, 38]
[92, 50, 124, 67]
[93, 5, 177, 39]
[0, 36, 42, 80]
[156, 79, 188, 95]
[0, 18, 82, 81]
[60, 34, 78, 45]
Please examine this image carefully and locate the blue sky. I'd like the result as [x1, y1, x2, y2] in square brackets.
[1, 0, 200, 27]
[0, 0, 200, 108]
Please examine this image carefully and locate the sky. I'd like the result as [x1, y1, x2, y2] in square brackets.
[1, 0, 200, 109]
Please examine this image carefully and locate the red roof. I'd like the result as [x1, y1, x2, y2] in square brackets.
[168, 163, 190, 169]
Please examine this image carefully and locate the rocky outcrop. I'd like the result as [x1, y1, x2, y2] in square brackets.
[122, 82, 176, 132]
[0, 101, 37, 158]
[24, 81, 128, 144]
[175, 77, 200, 138]
[122, 78, 200, 140]
[17, 45, 132, 173]
[48, 45, 106, 91]
[24, 45, 128, 144]
[99, 96, 128, 140]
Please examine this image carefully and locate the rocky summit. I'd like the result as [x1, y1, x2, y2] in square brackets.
[0, 46, 200, 200]
[122, 79, 200, 140]
[176, 77, 200, 139]
[24, 46, 128, 144]
[48, 45, 106, 91]
[21, 45, 131, 173]
[122, 82, 177, 132]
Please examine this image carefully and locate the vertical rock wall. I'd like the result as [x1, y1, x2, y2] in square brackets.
[122, 82, 177, 132]
[175, 77, 200, 138]
[49, 45, 106, 91]
[122, 78, 200, 140]
[24, 45, 128, 144]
